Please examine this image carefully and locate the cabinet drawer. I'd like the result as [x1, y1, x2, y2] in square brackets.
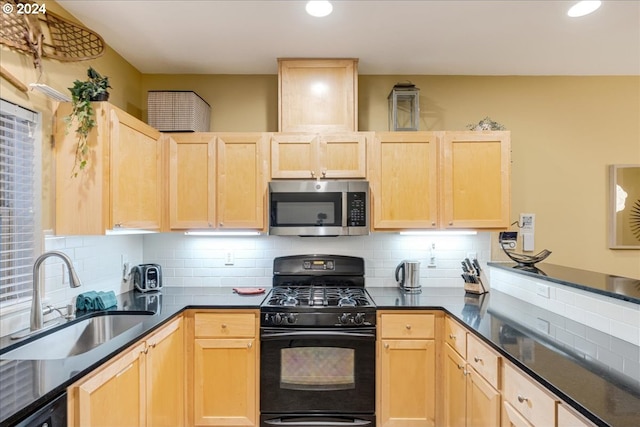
[195, 312, 256, 338]
[444, 315, 467, 357]
[503, 363, 557, 427]
[558, 403, 596, 427]
[467, 333, 500, 389]
[380, 313, 435, 339]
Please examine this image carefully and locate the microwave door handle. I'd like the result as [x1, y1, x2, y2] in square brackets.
[342, 192, 348, 227]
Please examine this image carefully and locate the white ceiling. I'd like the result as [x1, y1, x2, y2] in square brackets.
[56, 0, 640, 76]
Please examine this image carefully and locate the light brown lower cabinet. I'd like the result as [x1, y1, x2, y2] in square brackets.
[502, 362, 558, 427]
[442, 338, 500, 427]
[377, 311, 438, 427]
[557, 403, 597, 427]
[67, 316, 184, 427]
[188, 310, 259, 427]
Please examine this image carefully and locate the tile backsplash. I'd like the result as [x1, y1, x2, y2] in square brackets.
[0, 232, 488, 336]
[141, 232, 491, 288]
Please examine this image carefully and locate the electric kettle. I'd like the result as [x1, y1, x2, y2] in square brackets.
[395, 260, 421, 293]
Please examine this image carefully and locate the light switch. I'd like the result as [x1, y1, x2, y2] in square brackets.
[523, 233, 535, 252]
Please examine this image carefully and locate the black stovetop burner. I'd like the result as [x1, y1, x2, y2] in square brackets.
[262, 255, 375, 327]
[265, 286, 372, 308]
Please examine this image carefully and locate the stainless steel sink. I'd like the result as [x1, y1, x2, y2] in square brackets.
[1, 312, 154, 360]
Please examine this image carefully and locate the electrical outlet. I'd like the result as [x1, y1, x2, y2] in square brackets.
[536, 283, 550, 298]
[225, 251, 234, 265]
[428, 242, 436, 268]
[535, 318, 550, 335]
[466, 252, 477, 260]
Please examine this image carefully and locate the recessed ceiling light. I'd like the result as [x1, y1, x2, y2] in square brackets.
[306, 1, 333, 18]
[567, 1, 602, 17]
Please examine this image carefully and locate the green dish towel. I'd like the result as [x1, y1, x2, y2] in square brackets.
[76, 291, 118, 311]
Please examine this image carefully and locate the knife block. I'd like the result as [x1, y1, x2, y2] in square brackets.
[464, 270, 489, 295]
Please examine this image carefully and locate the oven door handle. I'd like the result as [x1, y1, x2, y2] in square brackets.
[260, 330, 375, 340]
[264, 418, 372, 426]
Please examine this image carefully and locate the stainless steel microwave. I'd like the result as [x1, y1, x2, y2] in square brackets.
[268, 180, 369, 236]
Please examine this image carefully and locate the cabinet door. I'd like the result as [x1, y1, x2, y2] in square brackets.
[441, 131, 510, 229]
[70, 342, 146, 427]
[168, 133, 216, 229]
[369, 132, 439, 229]
[278, 58, 358, 133]
[442, 344, 467, 427]
[319, 132, 368, 178]
[146, 317, 184, 427]
[270, 133, 318, 178]
[193, 338, 257, 426]
[466, 367, 500, 427]
[217, 133, 268, 229]
[110, 107, 163, 230]
[379, 339, 436, 427]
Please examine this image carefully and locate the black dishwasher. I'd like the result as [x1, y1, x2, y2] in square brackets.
[13, 393, 66, 427]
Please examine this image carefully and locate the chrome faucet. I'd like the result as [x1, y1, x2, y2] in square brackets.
[31, 251, 82, 331]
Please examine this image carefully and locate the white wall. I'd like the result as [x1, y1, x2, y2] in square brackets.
[141, 232, 491, 288]
[490, 267, 640, 347]
[0, 232, 488, 337]
[0, 234, 144, 336]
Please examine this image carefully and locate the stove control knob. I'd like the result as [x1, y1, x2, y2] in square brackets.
[354, 313, 366, 325]
[286, 313, 297, 324]
[339, 313, 352, 325]
[272, 313, 283, 325]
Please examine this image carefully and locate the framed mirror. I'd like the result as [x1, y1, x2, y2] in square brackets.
[609, 164, 640, 249]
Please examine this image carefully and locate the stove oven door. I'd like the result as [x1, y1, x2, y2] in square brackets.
[260, 328, 375, 426]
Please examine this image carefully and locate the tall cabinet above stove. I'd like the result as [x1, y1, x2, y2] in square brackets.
[278, 58, 359, 133]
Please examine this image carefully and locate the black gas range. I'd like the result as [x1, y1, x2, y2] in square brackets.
[261, 254, 376, 328]
[260, 255, 376, 427]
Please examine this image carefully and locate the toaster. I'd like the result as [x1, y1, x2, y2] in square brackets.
[131, 264, 162, 292]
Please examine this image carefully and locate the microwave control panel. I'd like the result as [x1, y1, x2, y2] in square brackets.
[347, 192, 367, 226]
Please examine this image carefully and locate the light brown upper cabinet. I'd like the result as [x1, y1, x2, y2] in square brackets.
[278, 58, 358, 132]
[270, 132, 369, 179]
[369, 132, 439, 229]
[166, 132, 268, 231]
[369, 131, 510, 230]
[441, 131, 511, 229]
[55, 102, 163, 235]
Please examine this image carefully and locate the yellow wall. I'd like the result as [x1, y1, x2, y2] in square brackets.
[0, 1, 143, 232]
[141, 74, 640, 279]
[1, 1, 638, 278]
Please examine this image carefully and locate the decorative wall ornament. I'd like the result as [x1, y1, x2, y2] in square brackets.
[0, 0, 105, 73]
[466, 116, 506, 131]
[609, 164, 640, 249]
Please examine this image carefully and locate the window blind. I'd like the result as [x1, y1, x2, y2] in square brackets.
[0, 99, 40, 306]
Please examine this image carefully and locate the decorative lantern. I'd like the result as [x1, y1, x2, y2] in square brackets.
[388, 83, 420, 131]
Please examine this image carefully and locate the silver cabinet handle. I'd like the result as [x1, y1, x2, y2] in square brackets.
[517, 395, 529, 403]
[310, 170, 315, 178]
[384, 343, 389, 349]
[247, 342, 252, 348]
[474, 356, 482, 363]
[449, 334, 456, 340]
[405, 324, 412, 330]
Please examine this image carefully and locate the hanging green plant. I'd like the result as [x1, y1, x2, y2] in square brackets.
[65, 67, 111, 177]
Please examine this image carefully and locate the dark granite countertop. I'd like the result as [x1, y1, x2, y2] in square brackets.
[367, 286, 640, 427]
[0, 287, 268, 427]
[1, 286, 638, 427]
[488, 262, 640, 304]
